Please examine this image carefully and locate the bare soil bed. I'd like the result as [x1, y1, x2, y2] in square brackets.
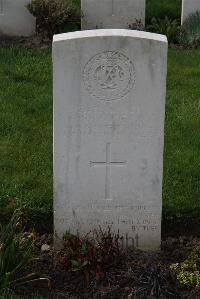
[0, 35, 51, 49]
[14, 234, 200, 299]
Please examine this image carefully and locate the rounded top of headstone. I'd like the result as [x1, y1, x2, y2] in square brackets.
[53, 29, 168, 44]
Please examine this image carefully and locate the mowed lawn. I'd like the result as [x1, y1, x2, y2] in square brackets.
[0, 48, 53, 225]
[0, 47, 200, 228]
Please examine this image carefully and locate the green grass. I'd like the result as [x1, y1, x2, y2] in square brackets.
[163, 49, 200, 221]
[0, 47, 200, 227]
[0, 47, 53, 227]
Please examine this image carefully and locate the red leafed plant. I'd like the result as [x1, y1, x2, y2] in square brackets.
[94, 226, 123, 266]
[56, 227, 123, 284]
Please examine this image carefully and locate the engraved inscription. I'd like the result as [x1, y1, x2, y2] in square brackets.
[90, 143, 126, 200]
[83, 51, 136, 101]
[57, 203, 161, 249]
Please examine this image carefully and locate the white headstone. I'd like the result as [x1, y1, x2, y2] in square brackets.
[81, 0, 145, 30]
[181, 0, 200, 24]
[0, 0, 35, 36]
[53, 29, 168, 251]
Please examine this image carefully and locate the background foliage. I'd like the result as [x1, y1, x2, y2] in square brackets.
[146, 0, 182, 24]
[27, 0, 182, 36]
[28, 0, 80, 37]
[180, 12, 200, 48]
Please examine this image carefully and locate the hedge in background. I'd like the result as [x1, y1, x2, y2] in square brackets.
[146, 0, 182, 25]
[28, 0, 80, 38]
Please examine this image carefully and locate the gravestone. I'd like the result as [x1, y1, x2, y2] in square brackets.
[53, 29, 168, 251]
[0, 0, 35, 36]
[81, 0, 145, 30]
[181, 0, 200, 24]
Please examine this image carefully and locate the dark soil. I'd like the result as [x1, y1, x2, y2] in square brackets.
[14, 234, 200, 299]
[0, 35, 51, 49]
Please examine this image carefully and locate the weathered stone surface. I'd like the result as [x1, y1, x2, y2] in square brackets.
[182, 0, 200, 24]
[53, 30, 168, 251]
[0, 0, 35, 36]
[81, 0, 145, 29]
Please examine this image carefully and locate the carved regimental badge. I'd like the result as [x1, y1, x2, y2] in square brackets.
[83, 51, 136, 101]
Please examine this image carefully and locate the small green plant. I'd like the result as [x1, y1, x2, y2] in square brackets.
[56, 227, 122, 284]
[27, 0, 80, 38]
[148, 16, 180, 44]
[180, 11, 200, 48]
[170, 246, 200, 288]
[0, 210, 50, 292]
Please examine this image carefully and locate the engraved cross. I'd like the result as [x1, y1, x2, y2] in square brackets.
[90, 143, 126, 200]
